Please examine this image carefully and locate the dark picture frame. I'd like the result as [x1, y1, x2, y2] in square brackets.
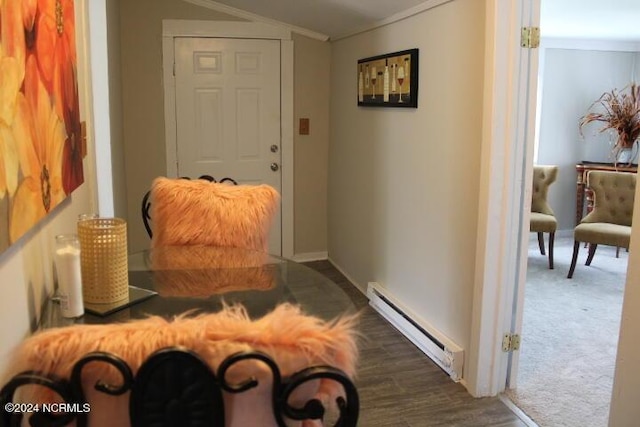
[357, 48, 419, 108]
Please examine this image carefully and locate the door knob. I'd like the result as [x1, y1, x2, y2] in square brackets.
[270, 144, 279, 153]
[270, 163, 279, 172]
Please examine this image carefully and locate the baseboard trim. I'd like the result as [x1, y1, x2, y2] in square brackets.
[529, 229, 572, 241]
[290, 251, 328, 263]
[326, 257, 367, 297]
[367, 282, 464, 382]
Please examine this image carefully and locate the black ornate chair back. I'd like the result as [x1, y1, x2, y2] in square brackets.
[141, 175, 238, 238]
[0, 348, 359, 427]
[130, 349, 224, 427]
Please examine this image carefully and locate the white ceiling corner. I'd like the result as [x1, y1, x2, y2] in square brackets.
[183, 0, 640, 43]
[541, 0, 640, 41]
[182, 0, 445, 41]
[182, 0, 330, 41]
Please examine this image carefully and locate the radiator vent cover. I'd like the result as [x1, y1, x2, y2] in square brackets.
[367, 282, 464, 382]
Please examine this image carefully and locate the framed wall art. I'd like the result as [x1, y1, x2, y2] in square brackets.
[0, 0, 85, 254]
[357, 49, 418, 108]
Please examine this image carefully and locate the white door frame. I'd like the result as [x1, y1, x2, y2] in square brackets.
[84, 0, 113, 216]
[472, 0, 640, 402]
[161, 20, 294, 258]
[467, 0, 540, 397]
[504, 0, 541, 390]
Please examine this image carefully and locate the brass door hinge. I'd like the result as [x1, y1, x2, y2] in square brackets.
[521, 27, 540, 49]
[502, 333, 521, 352]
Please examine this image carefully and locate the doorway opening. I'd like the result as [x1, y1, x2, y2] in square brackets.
[506, 34, 639, 427]
[161, 20, 295, 257]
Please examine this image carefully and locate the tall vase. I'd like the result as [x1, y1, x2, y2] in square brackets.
[78, 217, 129, 304]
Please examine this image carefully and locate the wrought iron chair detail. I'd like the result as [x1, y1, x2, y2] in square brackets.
[0, 348, 359, 427]
[141, 175, 238, 238]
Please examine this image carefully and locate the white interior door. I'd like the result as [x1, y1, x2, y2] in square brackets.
[469, 0, 541, 397]
[173, 37, 282, 255]
[505, 0, 542, 389]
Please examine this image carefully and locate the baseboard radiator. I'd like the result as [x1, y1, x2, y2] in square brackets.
[367, 282, 464, 382]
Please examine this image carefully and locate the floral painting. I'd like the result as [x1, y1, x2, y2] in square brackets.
[0, 0, 84, 253]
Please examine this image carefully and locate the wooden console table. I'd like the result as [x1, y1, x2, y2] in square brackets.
[575, 161, 637, 225]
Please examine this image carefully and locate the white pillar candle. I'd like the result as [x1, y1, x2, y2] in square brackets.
[55, 235, 84, 318]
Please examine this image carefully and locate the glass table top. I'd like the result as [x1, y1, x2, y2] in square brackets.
[41, 246, 356, 329]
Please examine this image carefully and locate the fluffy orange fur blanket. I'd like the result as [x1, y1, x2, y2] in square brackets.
[2, 304, 359, 427]
[150, 177, 280, 251]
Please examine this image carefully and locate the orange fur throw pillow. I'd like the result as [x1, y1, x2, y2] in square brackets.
[2, 304, 359, 427]
[150, 177, 280, 251]
[149, 246, 277, 296]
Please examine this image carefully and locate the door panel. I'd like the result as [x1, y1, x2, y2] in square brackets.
[506, 0, 542, 389]
[174, 37, 282, 254]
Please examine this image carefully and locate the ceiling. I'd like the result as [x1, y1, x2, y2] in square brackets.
[195, 0, 640, 41]
[541, 0, 640, 41]
[193, 0, 430, 39]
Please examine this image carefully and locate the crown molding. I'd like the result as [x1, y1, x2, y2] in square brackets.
[163, 19, 291, 39]
[182, 0, 329, 41]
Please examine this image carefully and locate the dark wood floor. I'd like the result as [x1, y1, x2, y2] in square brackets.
[303, 261, 527, 427]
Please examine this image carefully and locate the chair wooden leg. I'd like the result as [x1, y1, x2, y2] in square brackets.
[548, 232, 555, 270]
[586, 244, 598, 266]
[537, 232, 546, 255]
[568, 241, 580, 278]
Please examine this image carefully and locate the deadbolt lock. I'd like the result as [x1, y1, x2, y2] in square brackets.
[270, 145, 279, 153]
[270, 163, 279, 172]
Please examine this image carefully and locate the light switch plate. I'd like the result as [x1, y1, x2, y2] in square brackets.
[299, 118, 310, 135]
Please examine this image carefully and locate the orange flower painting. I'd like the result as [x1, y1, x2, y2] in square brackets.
[0, 0, 84, 252]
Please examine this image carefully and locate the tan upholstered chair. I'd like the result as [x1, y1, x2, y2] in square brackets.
[567, 170, 636, 278]
[530, 165, 559, 269]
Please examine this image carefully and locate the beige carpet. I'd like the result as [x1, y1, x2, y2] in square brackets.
[505, 235, 627, 427]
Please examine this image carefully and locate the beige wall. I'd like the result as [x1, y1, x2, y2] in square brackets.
[106, 0, 127, 219]
[118, 2, 328, 256]
[0, 0, 98, 373]
[328, 0, 485, 354]
[118, 0, 241, 252]
[609, 181, 640, 425]
[537, 48, 640, 231]
[293, 34, 330, 256]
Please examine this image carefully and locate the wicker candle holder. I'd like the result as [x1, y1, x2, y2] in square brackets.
[78, 218, 129, 304]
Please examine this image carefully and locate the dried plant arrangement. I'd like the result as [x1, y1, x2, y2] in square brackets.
[579, 82, 640, 163]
